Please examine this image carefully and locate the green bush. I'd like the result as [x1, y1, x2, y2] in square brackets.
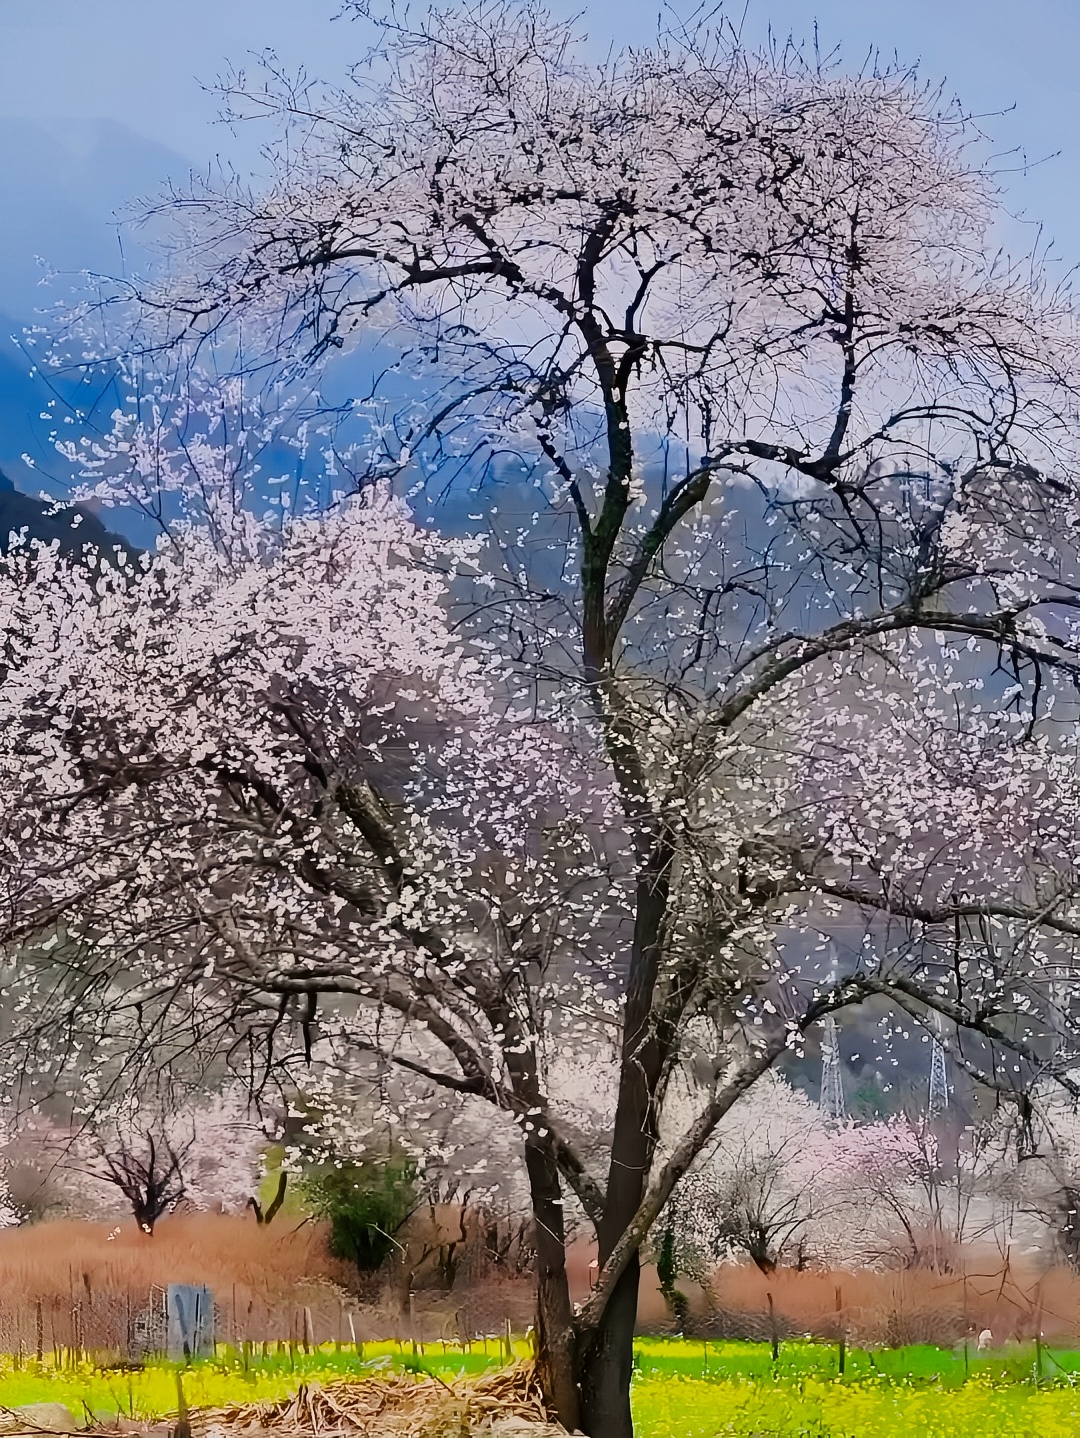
[302, 1155, 418, 1275]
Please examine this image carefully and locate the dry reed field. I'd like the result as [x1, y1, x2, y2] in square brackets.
[0, 1213, 1077, 1358]
[0, 1214, 335, 1299]
[0, 1214, 537, 1356]
[0, 1215, 342, 1356]
[686, 1257, 1080, 1347]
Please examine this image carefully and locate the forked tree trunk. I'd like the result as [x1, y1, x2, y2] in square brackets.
[527, 828, 672, 1433]
[577, 1256, 640, 1438]
[574, 870, 671, 1437]
[524, 1144, 581, 1432]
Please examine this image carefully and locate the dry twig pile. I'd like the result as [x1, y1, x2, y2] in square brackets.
[192, 1365, 558, 1438]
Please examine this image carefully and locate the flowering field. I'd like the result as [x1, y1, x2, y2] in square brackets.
[632, 1339, 1080, 1435]
[0, 1343, 509, 1418]
[0, 1339, 1077, 1437]
[634, 1374, 1080, 1438]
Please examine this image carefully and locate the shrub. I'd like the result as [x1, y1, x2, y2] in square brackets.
[303, 1157, 418, 1278]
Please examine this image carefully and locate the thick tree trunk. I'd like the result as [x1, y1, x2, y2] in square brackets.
[578, 1255, 640, 1438]
[524, 1143, 581, 1432]
[577, 870, 672, 1437]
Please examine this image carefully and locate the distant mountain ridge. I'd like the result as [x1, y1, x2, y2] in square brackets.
[0, 467, 130, 558]
[0, 117, 189, 317]
[0, 116, 190, 499]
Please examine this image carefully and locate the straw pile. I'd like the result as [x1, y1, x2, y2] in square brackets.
[190, 1365, 561, 1438]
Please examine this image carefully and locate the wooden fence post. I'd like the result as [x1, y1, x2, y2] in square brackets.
[835, 1287, 845, 1377]
[174, 1372, 191, 1438]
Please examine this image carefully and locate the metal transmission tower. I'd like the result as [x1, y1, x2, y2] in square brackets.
[928, 1034, 949, 1119]
[819, 1013, 847, 1123]
[1050, 976, 1073, 1043]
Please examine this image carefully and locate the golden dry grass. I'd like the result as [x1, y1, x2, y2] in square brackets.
[0, 1214, 358, 1354]
[1, 1215, 1079, 1353]
[631, 1256, 1080, 1346]
[0, 1214, 338, 1306]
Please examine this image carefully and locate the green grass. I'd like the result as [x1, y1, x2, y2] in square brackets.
[1, 1338, 1079, 1435]
[631, 1338, 1080, 1436]
[631, 1374, 1080, 1438]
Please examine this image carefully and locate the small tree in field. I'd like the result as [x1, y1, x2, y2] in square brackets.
[668, 1074, 831, 1274]
[248, 1170, 289, 1227]
[68, 1090, 274, 1232]
[89, 1129, 190, 1236]
[10, 7, 1080, 1434]
[304, 1155, 419, 1287]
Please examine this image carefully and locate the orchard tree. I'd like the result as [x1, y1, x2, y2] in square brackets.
[9, 6, 1080, 1435]
[85, 1128, 190, 1236]
[669, 1085, 1025, 1278]
[811, 1115, 954, 1270]
[820, 1111, 1034, 1270]
[667, 1073, 831, 1274]
[68, 1088, 273, 1231]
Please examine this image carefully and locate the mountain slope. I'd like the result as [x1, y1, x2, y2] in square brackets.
[0, 467, 129, 558]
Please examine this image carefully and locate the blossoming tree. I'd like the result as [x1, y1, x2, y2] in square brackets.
[8, 5, 1080, 1433]
[670, 1083, 1040, 1279]
[49, 1085, 275, 1231]
[665, 1073, 833, 1275]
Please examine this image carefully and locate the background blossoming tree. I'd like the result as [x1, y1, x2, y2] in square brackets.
[70, 1088, 275, 1232]
[666, 1081, 959, 1277]
[7, 5, 1080, 1434]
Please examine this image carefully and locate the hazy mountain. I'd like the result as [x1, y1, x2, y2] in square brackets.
[0, 117, 190, 317]
[0, 464, 129, 558]
[0, 116, 191, 505]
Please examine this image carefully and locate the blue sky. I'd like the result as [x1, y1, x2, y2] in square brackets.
[0, 0, 1075, 489]
[0, 0, 1076, 284]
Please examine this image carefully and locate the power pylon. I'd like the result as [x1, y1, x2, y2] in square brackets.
[819, 1013, 846, 1123]
[928, 1034, 949, 1119]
